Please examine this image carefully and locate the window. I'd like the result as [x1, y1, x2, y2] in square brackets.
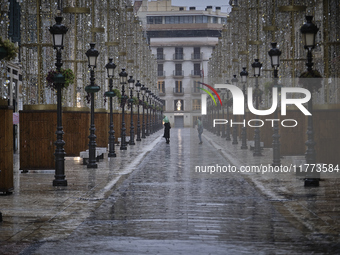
[147, 16, 154, 24]
[175, 80, 182, 93]
[165, 16, 193, 24]
[157, 48, 164, 60]
[154, 16, 162, 24]
[192, 99, 201, 110]
[179, 16, 193, 23]
[157, 64, 164, 76]
[175, 64, 183, 76]
[174, 99, 184, 111]
[193, 47, 201, 59]
[147, 16, 162, 24]
[174, 47, 183, 60]
[212, 17, 218, 23]
[193, 81, 201, 93]
[165, 16, 176, 24]
[158, 81, 165, 93]
[193, 63, 201, 76]
[195, 15, 208, 23]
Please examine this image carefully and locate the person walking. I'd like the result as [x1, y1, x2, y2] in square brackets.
[197, 118, 203, 144]
[163, 115, 171, 144]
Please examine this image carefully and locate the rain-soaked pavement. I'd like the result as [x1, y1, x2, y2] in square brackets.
[8, 129, 340, 254]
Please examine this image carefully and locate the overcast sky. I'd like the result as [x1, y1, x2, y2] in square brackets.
[148, 0, 232, 13]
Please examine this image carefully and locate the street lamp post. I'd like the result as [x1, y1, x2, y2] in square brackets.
[216, 89, 221, 136]
[119, 69, 128, 150]
[128, 76, 135, 145]
[152, 94, 156, 133]
[145, 89, 150, 136]
[149, 92, 154, 134]
[49, 16, 68, 186]
[141, 84, 146, 138]
[105, 58, 117, 157]
[231, 75, 239, 144]
[225, 80, 231, 141]
[221, 89, 226, 138]
[300, 16, 319, 187]
[240, 67, 248, 149]
[135, 80, 142, 141]
[268, 42, 282, 166]
[85, 43, 100, 168]
[252, 59, 263, 156]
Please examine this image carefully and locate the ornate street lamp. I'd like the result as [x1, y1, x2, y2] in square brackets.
[251, 58, 263, 156]
[157, 97, 162, 130]
[141, 84, 146, 138]
[231, 75, 239, 144]
[240, 67, 248, 149]
[225, 80, 231, 141]
[128, 76, 135, 145]
[300, 16, 319, 187]
[49, 16, 68, 186]
[150, 92, 155, 134]
[216, 88, 221, 136]
[85, 43, 100, 168]
[268, 42, 282, 166]
[119, 69, 128, 150]
[105, 58, 117, 157]
[135, 80, 142, 141]
[145, 88, 151, 136]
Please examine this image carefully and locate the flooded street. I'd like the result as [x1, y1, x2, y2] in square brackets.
[27, 128, 337, 254]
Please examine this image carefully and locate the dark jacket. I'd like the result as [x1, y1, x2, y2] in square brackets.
[164, 122, 171, 138]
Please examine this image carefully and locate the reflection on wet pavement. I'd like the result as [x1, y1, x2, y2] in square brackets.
[31, 128, 338, 254]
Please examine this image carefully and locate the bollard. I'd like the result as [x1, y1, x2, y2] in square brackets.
[0, 212, 2, 222]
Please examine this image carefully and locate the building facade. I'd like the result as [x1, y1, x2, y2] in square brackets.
[136, 0, 229, 127]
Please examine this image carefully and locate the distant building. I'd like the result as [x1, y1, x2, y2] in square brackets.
[136, 0, 229, 127]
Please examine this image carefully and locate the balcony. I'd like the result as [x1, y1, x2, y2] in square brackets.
[173, 88, 184, 96]
[191, 52, 203, 61]
[159, 90, 166, 96]
[173, 53, 184, 61]
[157, 70, 166, 78]
[191, 70, 201, 77]
[173, 70, 184, 78]
[157, 54, 165, 61]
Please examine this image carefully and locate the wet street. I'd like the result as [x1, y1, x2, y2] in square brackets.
[10, 129, 340, 254]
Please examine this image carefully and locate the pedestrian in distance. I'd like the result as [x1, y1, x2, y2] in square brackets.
[163, 115, 171, 144]
[197, 118, 203, 144]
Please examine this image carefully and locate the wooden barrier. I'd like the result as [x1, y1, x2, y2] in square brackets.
[19, 105, 145, 169]
[94, 110, 109, 148]
[313, 109, 340, 165]
[63, 109, 90, 156]
[20, 107, 57, 170]
[0, 103, 14, 193]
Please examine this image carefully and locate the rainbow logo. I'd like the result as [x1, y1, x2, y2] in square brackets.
[197, 82, 223, 106]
